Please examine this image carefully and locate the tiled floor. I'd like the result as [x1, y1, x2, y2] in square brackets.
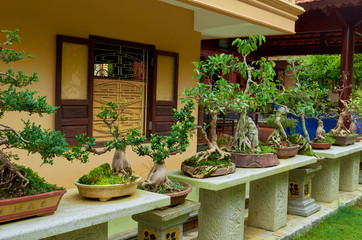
[183, 184, 362, 240]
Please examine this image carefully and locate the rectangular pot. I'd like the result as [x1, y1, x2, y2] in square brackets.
[331, 134, 358, 146]
[0, 189, 66, 223]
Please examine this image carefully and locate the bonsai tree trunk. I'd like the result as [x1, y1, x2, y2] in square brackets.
[229, 113, 260, 152]
[266, 110, 289, 147]
[331, 99, 350, 136]
[315, 119, 326, 141]
[300, 114, 311, 143]
[112, 147, 132, 177]
[196, 111, 230, 161]
[350, 118, 357, 134]
[141, 161, 169, 191]
[0, 151, 29, 187]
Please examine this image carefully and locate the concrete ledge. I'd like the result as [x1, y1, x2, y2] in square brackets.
[313, 142, 362, 159]
[0, 189, 170, 240]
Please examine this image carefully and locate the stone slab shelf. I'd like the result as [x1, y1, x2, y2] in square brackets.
[168, 155, 317, 240]
[0, 189, 170, 240]
[312, 142, 362, 202]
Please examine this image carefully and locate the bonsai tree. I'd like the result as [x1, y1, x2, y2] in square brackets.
[132, 100, 195, 192]
[228, 36, 278, 153]
[0, 30, 69, 199]
[346, 89, 362, 135]
[69, 100, 138, 182]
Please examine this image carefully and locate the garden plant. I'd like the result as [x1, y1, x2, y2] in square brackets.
[0, 30, 69, 200]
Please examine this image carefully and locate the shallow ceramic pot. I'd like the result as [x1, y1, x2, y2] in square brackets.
[330, 134, 358, 146]
[356, 137, 361, 142]
[231, 152, 279, 168]
[0, 189, 67, 223]
[181, 162, 236, 179]
[157, 181, 192, 210]
[258, 127, 274, 144]
[74, 176, 142, 201]
[310, 142, 333, 150]
[274, 144, 299, 159]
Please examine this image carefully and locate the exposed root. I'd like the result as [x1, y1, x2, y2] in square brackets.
[315, 119, 326, 141]
[141, 162, 169, 191]
[111, 149, 132, 177]
[0, 152, 29, 187]
[195, 145, 230, 162]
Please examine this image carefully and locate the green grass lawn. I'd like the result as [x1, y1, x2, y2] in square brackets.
[293, 198, 362, 240]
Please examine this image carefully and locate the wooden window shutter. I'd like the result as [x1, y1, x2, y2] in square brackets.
[55, 35, 91, 145]
[151, 50, 179, 135]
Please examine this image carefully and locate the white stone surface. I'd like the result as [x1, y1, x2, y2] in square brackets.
[0, 189, 170, 240]
[313, 142, 362, 159]
[168, 155, 317, 191]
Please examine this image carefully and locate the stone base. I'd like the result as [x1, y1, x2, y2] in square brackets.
[360, 172, 362, 184]
[339, 152, 360, 192]
[133, 200, 200, 240]
[288, 197, 321, 217]
[43, 223, 107, 240]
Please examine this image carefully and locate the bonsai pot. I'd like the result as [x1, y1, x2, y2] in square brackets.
[274, 144, 299, 159]
[231, 152, 279, 168]
[356, 137, 361, 142]
[0, 190, 67, 223]
[258, 127, 274, 144]
[181, 162, 236, 179]
[310, 142, 333, 150]
[330, 134, 358, 146]
[158, 181, 192, 210]
[74, 175, 142, 201]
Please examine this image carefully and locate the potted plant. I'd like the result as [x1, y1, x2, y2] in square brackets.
[132, 100, 196, 206]
[0, 30, 69, 223]
[329, 80, 360, 145]
[69, 101, 142, 201]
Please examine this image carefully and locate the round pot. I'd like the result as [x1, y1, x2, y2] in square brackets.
[231, 152, 279, 168]
[181, 162, 236, 179]
[258, 127, 274, 144]
[274, 145, 299, 159]
[74, 175, 142, 201]
[356, 137, 361, 142]
[158, 181, 192, 209]
[310, 142, 333, 150]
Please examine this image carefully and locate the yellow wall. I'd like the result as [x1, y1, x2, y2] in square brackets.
[0, 0, 201, 189]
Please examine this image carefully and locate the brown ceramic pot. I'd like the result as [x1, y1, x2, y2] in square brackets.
[161, 181, 192, 208]
[231, 152, 279, 168]
[0, 189, 67, 223]
[310, 142, 333, 150]
[274, 144, 299, 159]
[330, 134, 358, 146]
[258, 127, 274, 144]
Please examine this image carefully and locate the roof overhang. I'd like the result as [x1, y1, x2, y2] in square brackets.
[159, 0, 305, 39]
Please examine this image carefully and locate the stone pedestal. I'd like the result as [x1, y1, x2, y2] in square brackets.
[340, 152, 360, 191]
[312, 158, 340, 202]
[248, 172, 289, 231]
[360, 151, 362, 184]
[287, 166, 321, 217]
[198, 184, 246, 240]
[132, 200, 200, 240]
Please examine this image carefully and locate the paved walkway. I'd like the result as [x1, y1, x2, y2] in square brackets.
[183, 184, 362, 240]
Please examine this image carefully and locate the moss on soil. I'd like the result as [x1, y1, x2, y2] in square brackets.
[78, 163, 135, 185]
[312, 136, 335, 144]
[0, 163, 64, 200]
[183, 151, 232, 168]
[138, 179, 187, 194]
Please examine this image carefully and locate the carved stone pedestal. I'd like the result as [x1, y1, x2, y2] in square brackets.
[248, 172, 289, 231]
[198, 184, 246, 240]
[287, 166, 321, 217]
[132, 200, 200, 240]
[340, 152, 360, 191]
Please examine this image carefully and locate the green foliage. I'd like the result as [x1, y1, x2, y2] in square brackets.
[259, 142, 277, 154]
[266, 114, 298, 132]
[78, 163, 135, 185]
[138, 179, 187, 194]
[312, 136, 335, 144]
[0, 163, 64, 200]
[183, 152, 232, 167]
[0, 30, 69, 166]
[293, 199, 362, 240]
[132, 100, 196, 163]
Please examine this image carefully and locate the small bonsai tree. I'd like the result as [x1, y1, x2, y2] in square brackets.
[0, 30, 69, 198]
[132, 100, 195, 192]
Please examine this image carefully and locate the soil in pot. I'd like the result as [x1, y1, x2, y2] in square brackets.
[274, 144, 299, 159]
[75, 163, 141, 201]
[181, 152, 236, 178]
[0, 163, 66, 223]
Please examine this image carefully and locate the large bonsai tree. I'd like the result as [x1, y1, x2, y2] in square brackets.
[0, 30, 69, 193]
[132, 100, 195, 191]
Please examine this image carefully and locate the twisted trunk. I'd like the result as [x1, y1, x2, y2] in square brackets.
[0, 151, 29, 188]
[111, 148, 132, 177]
[300, 114, 310, 143]
[315, 119, 326, 141]
[141, 161, 169, 191]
